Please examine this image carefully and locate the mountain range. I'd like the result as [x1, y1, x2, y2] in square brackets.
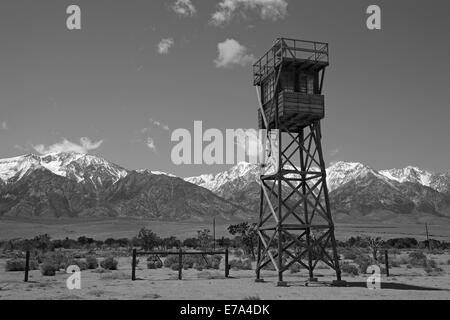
[1, 152, 450, 224]
[0, 153, 251, 221]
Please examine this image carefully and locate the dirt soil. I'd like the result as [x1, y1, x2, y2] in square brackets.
[1, 256, 449, 300]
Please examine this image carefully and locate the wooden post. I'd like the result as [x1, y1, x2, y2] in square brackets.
[24, 251, 30, 282]
[131, 249, 137, 281]
[178, 247, 183, 280]
[225, 248, 229, 278]
[384, 250, 389, 277]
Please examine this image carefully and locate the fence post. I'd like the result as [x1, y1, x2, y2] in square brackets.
[384, 250, 389, 277]
[225, 248, 229, 278]
[24, 251, 30, 282]
[178, 247, 183, 280]
[131, 249, 137, 281]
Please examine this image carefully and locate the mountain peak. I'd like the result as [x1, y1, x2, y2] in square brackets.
[0, 152, 127, 185]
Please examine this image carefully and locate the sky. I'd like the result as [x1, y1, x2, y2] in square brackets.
[0, 0, 449, 177]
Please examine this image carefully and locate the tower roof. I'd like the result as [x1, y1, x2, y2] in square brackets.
[253, 38, 329, 86]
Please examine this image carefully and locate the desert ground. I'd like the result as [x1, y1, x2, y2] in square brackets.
[1, 252, 450, 300]
[1, 218, 450, 242]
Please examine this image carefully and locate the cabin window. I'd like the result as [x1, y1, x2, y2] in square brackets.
[281, 73, 295, 92]
[298, 74, 314, 95]
[262, 77, 274, 104]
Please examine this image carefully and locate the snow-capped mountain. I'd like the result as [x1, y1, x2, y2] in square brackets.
[186, 162, 261, 195]
[186, 161, 450, 222]
[0, 152, 251, 221]
[380, 166, 450, 194]
[0, 152, 127, 188]
[380, 166, 433, 186]
[1, 152, 449, 223]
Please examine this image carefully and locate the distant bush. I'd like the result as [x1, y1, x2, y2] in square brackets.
[39, 251, 69, 270]
[5, 259, 26, 271]
[86, 256, 99, 269]
[408, 251, 427, 267]
[162, 254, 221, 270]
[40, 262, 57, 276]
[289, 263, 301, 274]
[100, 257, 118, 270]
[424, 259, 444, 275]
[147, 261, 157, 269]
[340, 262, 359, 276]
[193, 263, 203, 271]
[341, 248, 361, 260]
[354, 255, 373, 274]
[164, 255, 178, 268]
[385, 238, 418, 249]
[229, 258, 252, 270]
[171, 264, 180, 271]
[68, 259, 88, 271]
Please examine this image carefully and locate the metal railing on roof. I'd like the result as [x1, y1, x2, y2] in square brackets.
[253, 38, 329, 85]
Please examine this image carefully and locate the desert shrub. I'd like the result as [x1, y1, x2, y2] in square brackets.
[147, 261, 157, 269]
[171, 264, 180, 271]
[162, 254, 221, 270]
[5, 258, 38, 271]
[289, 263, 301, 274]
[63, 259, 88, 271]
[164, 255, 178, 268]
[100, 257, 118, 270]
[193, 263, 203, 271]
[388, 259, 400, 268]
[155, 261, 162, 268]
[86, 256, 99, 269]
[427, 258, 437, 269]
[340, 262, 359, 276]
[229, 258, 252, 270]
[424, 259, 443, 275]
[262, 263, 276, 271]
[234, 249, 243, 258]
[408, 251, 427, 267]
[5, 259, 26, 271]
[354, 255, 373, 274]
[341, 248, 361, 260]
[40, 262, 57, 276]
[39, 251, 69, 270]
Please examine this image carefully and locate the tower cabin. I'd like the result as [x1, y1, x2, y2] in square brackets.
[254, 38, 329, 132]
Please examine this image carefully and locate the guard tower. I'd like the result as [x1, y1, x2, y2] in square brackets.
[253, 38, 343, 286]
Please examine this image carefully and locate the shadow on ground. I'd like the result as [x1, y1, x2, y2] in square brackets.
[346, 281, 448, 291]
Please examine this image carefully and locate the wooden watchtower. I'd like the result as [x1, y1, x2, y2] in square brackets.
[253, 38, 343, 286]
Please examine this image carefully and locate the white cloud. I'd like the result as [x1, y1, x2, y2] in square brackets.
[1, 121, 7, 130]
[157, 38, 174, 55]
[149, 118, 170, 131]
[330, 148, 340, 157]
[171, 0, 196, 17]
[210, 0, 288, 26]
[14, 144, 28, 152]
[146, 137, 157, 152]
[214, 39, 255, 68]
[33, 137, 104, 155]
